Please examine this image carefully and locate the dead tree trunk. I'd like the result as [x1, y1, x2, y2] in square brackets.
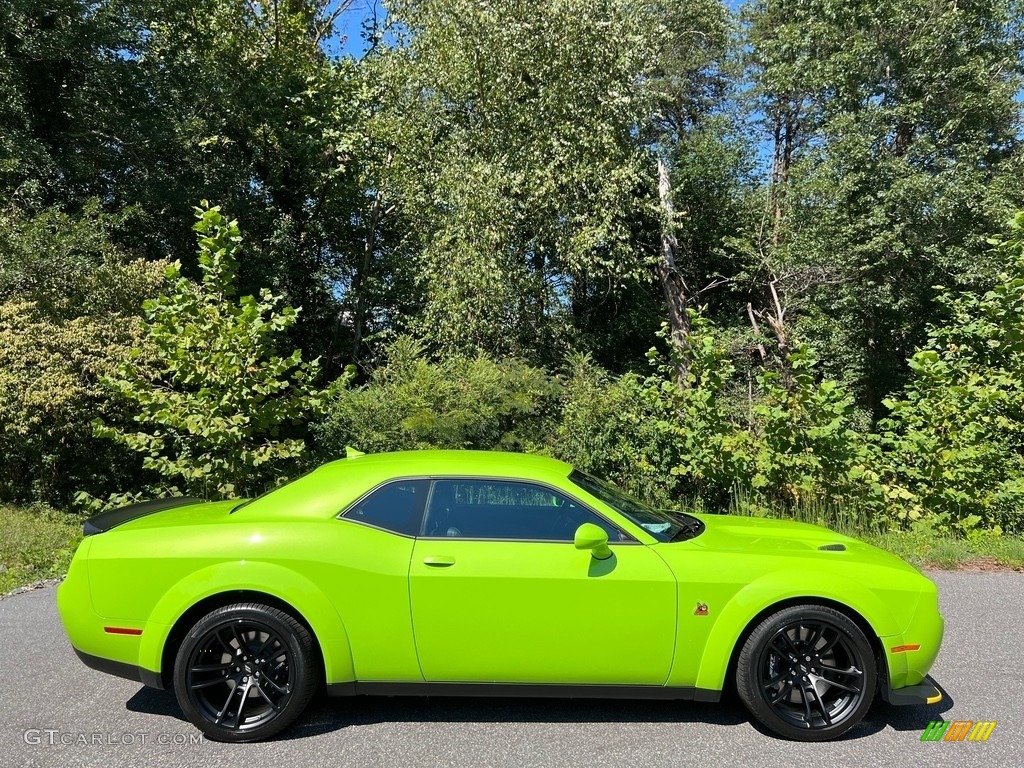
[746, 280, 795, 389]
[655, 156, 691, 385]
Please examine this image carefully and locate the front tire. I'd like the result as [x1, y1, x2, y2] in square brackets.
[736, 605, 876, 741]
[173, 603, 317, 742]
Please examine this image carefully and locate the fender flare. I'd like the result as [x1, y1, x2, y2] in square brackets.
[137, 560, 356, 684]
[691, 570, 901, 692]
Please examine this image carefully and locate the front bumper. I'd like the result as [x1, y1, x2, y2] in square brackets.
[882, 674, 944, 706]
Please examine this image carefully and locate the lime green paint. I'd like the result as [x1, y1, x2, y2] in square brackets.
[57, 450, 943, 701]
[409, 537, 675, 683]
[574, 522, 612, 560]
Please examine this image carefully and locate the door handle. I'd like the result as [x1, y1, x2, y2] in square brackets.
[423, 555, 456, 567]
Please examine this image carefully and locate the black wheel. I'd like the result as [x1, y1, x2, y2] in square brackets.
[173, 603, 317, 742]
[736, 605, 876, 741]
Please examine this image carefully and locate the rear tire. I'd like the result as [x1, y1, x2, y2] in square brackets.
[736, 604, 876, 741]
[173, 603, 317, 742]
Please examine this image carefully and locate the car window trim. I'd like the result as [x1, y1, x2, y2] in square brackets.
[336, 478, 431, 538]
[417, 475, 640, 544]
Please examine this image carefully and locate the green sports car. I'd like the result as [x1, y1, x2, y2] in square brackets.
[57, 450, 944, 743]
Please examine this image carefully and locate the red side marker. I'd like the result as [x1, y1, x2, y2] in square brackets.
[103, 627, 143, 636]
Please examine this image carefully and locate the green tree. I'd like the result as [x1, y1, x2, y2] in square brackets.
[878, 213, 1024, 533]
[744, 0, 1024, 417]
[124, 0, 370, 361]
[0, 203, 167, 505]
[95, 204, 322, 498]
[0, 0, 149, 205]
[376, 0, 733, 365]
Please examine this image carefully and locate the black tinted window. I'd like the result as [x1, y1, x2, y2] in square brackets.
[423, 479, 630, 541]
[343, 480, 428, 536]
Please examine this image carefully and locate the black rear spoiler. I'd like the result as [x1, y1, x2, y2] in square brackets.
[83, 497, 202, 535]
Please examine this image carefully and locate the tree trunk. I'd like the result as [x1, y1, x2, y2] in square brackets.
[348, 187, 383, 365]
[655, 156, 691, 385]
[770, 100, 798, 250]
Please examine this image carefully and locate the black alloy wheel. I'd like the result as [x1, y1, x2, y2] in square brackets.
[173, 603, 317, 742]
[736, 605, 877, 741]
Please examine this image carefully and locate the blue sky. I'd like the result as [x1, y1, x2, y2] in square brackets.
[329, 0, 382, 58]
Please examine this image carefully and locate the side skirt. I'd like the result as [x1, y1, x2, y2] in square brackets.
[326, 681, 720, 702]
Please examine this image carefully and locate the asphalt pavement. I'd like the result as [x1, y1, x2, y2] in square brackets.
[1, 572, 1022, 768]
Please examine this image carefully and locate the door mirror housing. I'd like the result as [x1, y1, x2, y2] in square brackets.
[574, 523, 612, 560]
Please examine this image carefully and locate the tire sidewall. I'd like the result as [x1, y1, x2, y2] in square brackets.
[173, 603, 316, 743]
[737, 605, 877, 742]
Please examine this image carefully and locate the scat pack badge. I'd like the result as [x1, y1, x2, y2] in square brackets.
[694, 602, 709, 616]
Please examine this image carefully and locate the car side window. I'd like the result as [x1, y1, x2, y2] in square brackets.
[422, 479, 631, 542]
[342, 480, 429, 536]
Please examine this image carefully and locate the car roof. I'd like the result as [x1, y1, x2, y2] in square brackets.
[238, 450, 578, 521]
[319, 449, 573, 480]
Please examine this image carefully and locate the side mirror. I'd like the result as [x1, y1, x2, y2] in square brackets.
[574, 522, 612, 560]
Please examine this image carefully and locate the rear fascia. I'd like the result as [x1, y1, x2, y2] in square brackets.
[56, 538, 161, 686]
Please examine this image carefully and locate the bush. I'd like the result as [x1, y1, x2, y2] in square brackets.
[877, 213, 1024, 534]
[550, 316, 879, 524]
[550, 353, 681, 506]
[315, 336, 559, 456]
[94, 204, 322, 499]
[0, 203, 168, 505]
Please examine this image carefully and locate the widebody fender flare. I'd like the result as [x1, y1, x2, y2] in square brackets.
[137, 560, 356, 683]
[686, 569, 907, 692]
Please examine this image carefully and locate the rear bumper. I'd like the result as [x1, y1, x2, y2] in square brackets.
[882, 674, 944, 706]
[57, 540, 164, 689]
[73, 648, 165, 689]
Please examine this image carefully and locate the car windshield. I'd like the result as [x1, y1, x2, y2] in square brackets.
[568, 470, 703, 542]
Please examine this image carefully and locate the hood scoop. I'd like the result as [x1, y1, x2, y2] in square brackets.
[818, 543, 847, 552]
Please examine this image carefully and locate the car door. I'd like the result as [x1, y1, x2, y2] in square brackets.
[409, 478, 677, 685]
[326, 478, 429, 682]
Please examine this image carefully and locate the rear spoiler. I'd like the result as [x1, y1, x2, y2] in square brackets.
[83, 497, 202, 535]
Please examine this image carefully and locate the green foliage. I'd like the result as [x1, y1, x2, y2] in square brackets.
[550, 313, 878, 521]
[315, 337, 560, 456]
[877, 213, 1024, 534]
[0, 203, 168, 505]
[94, 205, 322, 499]
[665, 320, 878, 518]
[2, 0, 1024, 544]
[745, 0, 1024, 415]
[0, 300, 152, 504]
[377, 0, 729, 360]
[551, 354, 681, 506]
[0, 504, 82, 594]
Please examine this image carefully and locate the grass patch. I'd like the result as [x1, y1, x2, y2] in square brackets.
[861, 530, 1024, 571]
[0, 505, 83, 595]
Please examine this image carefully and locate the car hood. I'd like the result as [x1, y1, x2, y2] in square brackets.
[681, 513, 920, 573]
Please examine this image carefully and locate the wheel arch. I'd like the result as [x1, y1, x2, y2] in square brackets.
[158, 590, 325, 690]
[138, 561, 356, 687]
[721, 596, 886, 699]
[691, 572, 897, 693]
